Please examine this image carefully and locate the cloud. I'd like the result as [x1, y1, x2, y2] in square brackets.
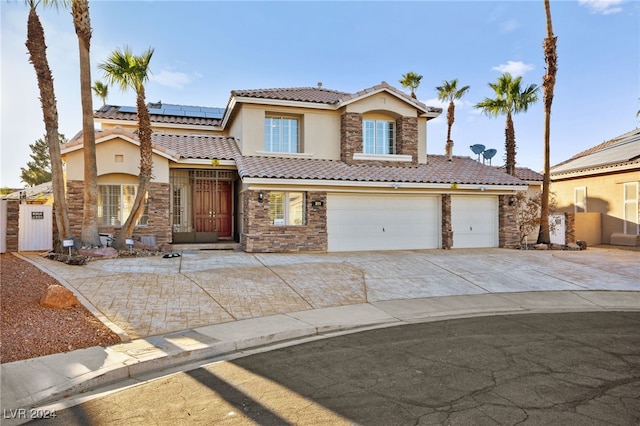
[500, 19, 520, 33]
[491, 61, 535, 77]
[150, 69, 193, 89]
[578, 0, 625, 15]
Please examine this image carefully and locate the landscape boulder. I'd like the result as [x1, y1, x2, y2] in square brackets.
[40, 284, 78, 309]
[79, 246, 119, 259]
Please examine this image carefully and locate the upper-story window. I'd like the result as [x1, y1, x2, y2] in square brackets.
[363, 119, 396, 155]
[265, 116, 299, 153]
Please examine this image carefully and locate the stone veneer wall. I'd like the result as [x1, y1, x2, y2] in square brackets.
[441, 194, 453, 249]
[564, 212, 575, 244]
[340, 112, 362, 164]
[4, 199, 19, 252]
[499, 195, 519, 248]
[395, 116, 418, 165]
[341, 112, 419, 167]
[67, 180, 171, 246]
[241, 190, 327, 252]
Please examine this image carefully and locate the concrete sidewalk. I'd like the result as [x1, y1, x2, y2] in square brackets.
[1, 247, 639, 417]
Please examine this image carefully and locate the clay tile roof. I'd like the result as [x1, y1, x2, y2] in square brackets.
[151, 133, 240, 160]
[231, 87, 351, 104]
[236, 155, 525, 186]
[551, 128, 640, 175]
[495, 166, 543, 181]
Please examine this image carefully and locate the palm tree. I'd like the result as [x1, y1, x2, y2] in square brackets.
[92, 80, 109, 107]
[436, 79, 470, 161]
[475, 73, 539, 176]
[537, 0, 558, 245]
[399, 71, 423, 99]
[99, 46, 154, 249]
[24, 0, 73, 250]
[72, 0, 101, 247]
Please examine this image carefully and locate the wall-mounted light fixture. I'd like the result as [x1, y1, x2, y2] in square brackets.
[258, 191, 264, 203]
[391, 183, 400, 189]
[508, 195, 516, 206]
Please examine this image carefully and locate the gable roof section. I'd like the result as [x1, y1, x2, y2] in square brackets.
[231, 86, 350, 105]
[152, 133, 240, 160]
[230, 82, 442, 116]
[236, 155, 525, 187]
[550, 128, 640, 177]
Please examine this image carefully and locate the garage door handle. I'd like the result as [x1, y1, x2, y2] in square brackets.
[470, 226, 473, 231]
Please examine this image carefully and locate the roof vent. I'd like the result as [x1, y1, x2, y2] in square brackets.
[317, 82, 323, 88]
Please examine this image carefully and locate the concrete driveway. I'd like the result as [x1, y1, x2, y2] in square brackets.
[22, 247, 639, 340]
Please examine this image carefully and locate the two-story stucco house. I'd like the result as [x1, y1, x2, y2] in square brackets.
[61, 82, 528, 252]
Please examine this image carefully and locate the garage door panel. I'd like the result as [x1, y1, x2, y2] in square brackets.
[451, 196, 498, 248]
[327, 194, 439, 252]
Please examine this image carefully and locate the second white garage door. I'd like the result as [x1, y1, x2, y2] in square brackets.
[327, 194, 440, 252]
[451, 196, 498, 248]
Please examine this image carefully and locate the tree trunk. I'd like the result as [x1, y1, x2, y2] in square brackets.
[538, 0, 557, 244]
[112, 87, 153, 250]
[26, 7, 72, 249]
[504, 112, 516, 176]
[73, 0, 101, 247]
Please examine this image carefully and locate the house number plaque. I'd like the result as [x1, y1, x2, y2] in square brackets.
[31, 211, 44, 220]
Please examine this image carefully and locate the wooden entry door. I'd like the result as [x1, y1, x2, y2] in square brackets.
[193, 180, 232, 238]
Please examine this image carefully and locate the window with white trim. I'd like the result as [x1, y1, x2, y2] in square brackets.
[363, 119, 396, 154]
[623, 182, 639, 235]
[98, 184, 148, 226]
[269, 192, 305, 225]
[574, 187, 587, 213]
[265, 116, 299, 153]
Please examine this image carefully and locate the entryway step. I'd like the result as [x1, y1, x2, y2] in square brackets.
[171, 242, 242, 251]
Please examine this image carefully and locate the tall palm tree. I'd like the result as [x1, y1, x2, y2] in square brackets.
[99, 46, 154, 249]
[436, 79, 470, 161]
[72, 0, 101, 247]
[537, 0, 558, 245]
[24, 0, 73, 250]
[92, 80, 109, 107]
[399, 71, 423, 99]
[475, 73, 539, 176]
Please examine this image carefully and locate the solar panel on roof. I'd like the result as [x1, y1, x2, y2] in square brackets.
[119, 106, 136, 113]
[148, 108, 164, 115]
[205, 112, 224, 119]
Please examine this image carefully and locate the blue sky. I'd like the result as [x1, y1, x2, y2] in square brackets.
[1, 0, 638, 188]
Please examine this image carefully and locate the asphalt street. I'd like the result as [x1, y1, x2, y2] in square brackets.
[28, 311, 640, 425]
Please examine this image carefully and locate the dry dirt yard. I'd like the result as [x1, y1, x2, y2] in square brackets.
[0, 253, 121, 364]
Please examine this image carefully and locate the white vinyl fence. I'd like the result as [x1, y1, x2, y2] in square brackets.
[18, 204, 53, 251]
[0, 200, 7, 253]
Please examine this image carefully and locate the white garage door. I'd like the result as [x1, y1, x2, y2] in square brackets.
[327, 194, 439, 252]
[451, 196, 498, 248]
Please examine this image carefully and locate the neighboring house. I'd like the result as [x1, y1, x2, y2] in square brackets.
[550, 128, 640, 247]
[61, 81, 529, 252]
[2, 181, 54, 204]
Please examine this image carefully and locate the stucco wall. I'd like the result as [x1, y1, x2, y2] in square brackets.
[551, 170, 640, 242]
[65, 138, 170, 183]
[574, 212, 602, 246]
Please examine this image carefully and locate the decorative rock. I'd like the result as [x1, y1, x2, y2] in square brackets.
[533, 243, 548, 250]
[78, 246, 119, 259]
[567, 242, 581, 251]
[40, 285, 78, 309]
[576, 240, 588, 250]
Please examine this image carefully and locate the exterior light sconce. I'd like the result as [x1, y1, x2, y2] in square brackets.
[508, 195, 516, 206]
[258, 191, 264, 203]
[391, 183, 400, 189]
